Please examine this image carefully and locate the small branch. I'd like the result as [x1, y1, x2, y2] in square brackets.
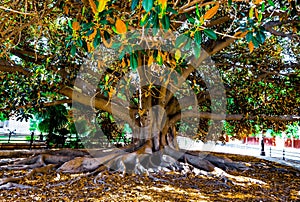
[179, 1, 214, 13]
[206, 16, 231, 27]
[173, 0, 181, 8]
[0, 6, 35, 15]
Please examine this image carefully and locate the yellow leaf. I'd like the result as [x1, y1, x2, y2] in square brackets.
[148, 55, 154, 66]
[63, 6, 69, 15]
[175, 49, 181, 61]
[98, 0, 108, 13]
[89, 0, 97, 14]
[72, 21, 80, 31]
[115, 19, 127, 34]
[156, 51, 163, 64]
[87, 42, 91, 52]
[121, 58, 126, 67]
[248, 41, 254, 53]
[234, 31, 248, 38]
[108, 88, 116, 98]
[255, 8, 259, 19]
[253, 0, 262, 4]
[249, 7, 254, 18]
[158, 0, 167, 10]
[203, 2, 219, 20]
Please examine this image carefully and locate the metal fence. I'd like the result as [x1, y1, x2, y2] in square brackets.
[0, 130, 46, 150]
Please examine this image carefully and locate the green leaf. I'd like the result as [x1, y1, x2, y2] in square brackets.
[183, 37, 192, 51]
[68, 19, 72, 29]
[256, 31, 266, 44]
[71, 45, 76, 56]
[76, 39, 83, 47]
[185, 13, 195, 24]
[109, 114, 115, 122]
[175, 35, 186, 48]
[119, 49, 126, 60]
[166, 7, 178, 14]
[204, 29, 217, 40]
[105, 75, 109, 82]
[161, 15, 170, 30]
[196, 4, 201, 19]
[194, 30, 202, 46]
[103, 30, 111, 43]
[93, 30, 101, 48]
[152, 13, 159, 35]
[261, 2, 265, 12]
[85, 29, 94, 36]
[246, 32, 253, 42]
[131, 0, 139, 10]
[193, 45, 201, 58]
[82, 22, 94, 31]
[130, 52, 138, 71]
[258, 12, 263, 21]
[228, 0, 232, 6]
[140, 13, 149, 26]
[267, 0, 275, 6]
[252, 37, 260, 47]
[142, 0, 153, 12]
[65, 35, 73, 40]
[99, 19, 108, 25]
[111, 42, 122, 49]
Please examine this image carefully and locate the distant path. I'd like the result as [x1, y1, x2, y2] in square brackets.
[177, 136, 300, 171]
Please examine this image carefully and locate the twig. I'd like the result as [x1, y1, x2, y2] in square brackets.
[0, 6, 34, 15]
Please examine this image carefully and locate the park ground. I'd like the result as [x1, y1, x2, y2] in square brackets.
[0, 149, 299, 201]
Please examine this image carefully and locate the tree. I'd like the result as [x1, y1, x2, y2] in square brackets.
[37, 105, 69, 148]
[0, 0, 299, 187]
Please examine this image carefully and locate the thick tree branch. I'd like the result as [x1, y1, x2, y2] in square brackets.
[165, 36, 236, 105]
[10, 49, 45, 64]
[59, 87, 135, 127]
[263, 20, 300, 38]
[0, 61, 32, 76]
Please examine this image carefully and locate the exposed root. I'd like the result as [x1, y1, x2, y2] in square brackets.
[0, 182, 35, 190]
[211, 167, 267, 186]
[0, 148, 265, 190]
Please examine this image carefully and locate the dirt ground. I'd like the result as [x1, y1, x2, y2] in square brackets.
[0, 153, 299, 201]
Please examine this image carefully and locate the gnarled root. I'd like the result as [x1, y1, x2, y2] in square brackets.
[0, 148, 265, 190]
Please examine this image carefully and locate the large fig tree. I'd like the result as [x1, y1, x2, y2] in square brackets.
[0, 0, 299, 188]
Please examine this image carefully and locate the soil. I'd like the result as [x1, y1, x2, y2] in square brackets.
[0, 152, 299, 201]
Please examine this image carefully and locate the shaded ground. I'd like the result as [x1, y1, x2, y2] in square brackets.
[0, 153, 299, 201]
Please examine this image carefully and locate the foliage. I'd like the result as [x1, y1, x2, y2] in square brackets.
[0, 113, 7, 122]
[36, 105, 70, 147]
[285, 122, 300, 139]
[0, 0, 299, 141]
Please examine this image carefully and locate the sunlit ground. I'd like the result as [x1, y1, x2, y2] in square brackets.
[0, 153, 299, 201]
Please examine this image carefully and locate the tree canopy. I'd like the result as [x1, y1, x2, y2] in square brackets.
[1, 0, 299, 140]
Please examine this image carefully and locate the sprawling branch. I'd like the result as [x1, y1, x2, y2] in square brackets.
[263, 20, 300, 38]
[10, 49, 45, 64]
[0, 61, 32, 76]
[59, 87, 134, 127]
[165, 36, 236, 105]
